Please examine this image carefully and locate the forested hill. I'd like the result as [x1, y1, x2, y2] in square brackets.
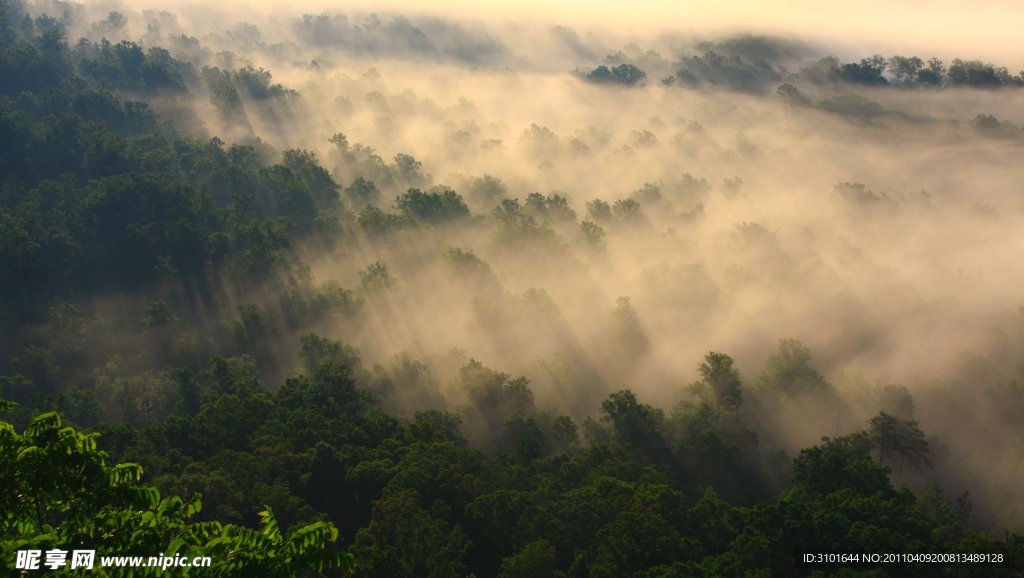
[3, 1, 1024, 576]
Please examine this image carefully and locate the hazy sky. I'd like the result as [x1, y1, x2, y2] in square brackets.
[247, 0, 1019, 66]
[120, 0, 1024, 69]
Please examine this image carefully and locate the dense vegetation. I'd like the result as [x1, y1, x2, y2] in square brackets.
[3, 1, 1024, 576]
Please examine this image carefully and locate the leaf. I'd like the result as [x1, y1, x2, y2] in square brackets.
[109, 463, 144, 486]
[25, 412, 61, 438]
[259, 507, 282, 544]
[165, 537, 186, 556]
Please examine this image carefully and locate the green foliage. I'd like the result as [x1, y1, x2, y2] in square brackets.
[357, 205, 411, 236]
[697, 352, 743, 413]
[498, 539, 556, 578]
[947, 59, 1010, 87]
[790, 433, 891, 498]
[817, 93, 886, 120]
[344, 176, 379, 208]
[359, 261, 395, 291]
[600, 390, 669, 465]
[353, 489, 469, 577]
[142, 301, 178, 329]
[523, 191, 577, 224]
[755, 338, 830, 396]
[836, 55, 888, 85]
[0, 408, 353, 576]
[776, 82, 810, 106]
[579, 220, 606, 251]
[299, 334, 361, 376]
[612, 197, 646, 224]
[586, 63, 646, 86]
[0, 18, 344, 327]
[886, 55, 924, 84]
[867, 412, 929, 470]
[395, 187, 469, 223]
[491, 197, 561, 251]
[675, 50, 781, 94]
[585, 199, 612, 222]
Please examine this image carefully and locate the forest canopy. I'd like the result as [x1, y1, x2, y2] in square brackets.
[3, 0, 1024, 575]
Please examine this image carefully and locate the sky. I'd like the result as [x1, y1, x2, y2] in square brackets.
[291, 0, 1022, 67]
[121, 0, 1024, 69]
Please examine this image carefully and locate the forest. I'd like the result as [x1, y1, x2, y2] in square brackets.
[2, 0, 1024, 575]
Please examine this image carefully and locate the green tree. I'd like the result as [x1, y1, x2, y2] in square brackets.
[789, 433, 890, 498]
[395, 187, 469, 224]
[755, 339, 829, 396]
[359, 261, 394, 291]
[697, 352, 743, 413]
[579, 220, 606, 251]
[344, 176, 379, 208]
[585, 199, 612, 222]
[498, 539, 556, 578]
[353, 488, 469, 578]
[600, 390, 669, 463]
[836, 55, 887, 85]
[886, 55, 924, 84]
[776, 83, 809, 106]
[142, 301, 177, 329]
[867, 411, 930, 470]
[299, 334, 361, 376]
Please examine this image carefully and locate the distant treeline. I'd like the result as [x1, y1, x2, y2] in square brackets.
[587, 45, 1024, 93]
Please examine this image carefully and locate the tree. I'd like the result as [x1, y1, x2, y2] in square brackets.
[142, 301, 177, 329]
[586, 65, 612, 83]
[353, 489, 469, 578]
[611, 198, 645, 224]
[498, 539, 556, 578]
[600, 390, 668, 463]
[776, 83, 809, 106]
[524, 192, 576, 223]
[611, 63, 646, 85]
[579, 220, 606, 251]
[394, 187, 469, 224]
[392, 153, 426, 187]
[299, 333, 360, 375]
[233, 303, 270, 351]
[886, 55, 924, 84]
[947, 59, 1005, 87]
[359, 261, 394, 291]
[697, 352, 743, 413]
[344, 176, 379, 208]
[585, 199, 612, 222]
[610, 296, 648, 363]
[836, 55, 887, 85]
[585, 63, 646, 86]
[459, 360, 536, 452]
[917, 58, 944, 86]
[789, 433, 891, 498]
[755, 339, 829, 396]
[281, 149, 340, 209]
[868, 412, 929, 470]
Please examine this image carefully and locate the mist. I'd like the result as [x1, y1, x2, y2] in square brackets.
[13, 0, 1024, 533]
